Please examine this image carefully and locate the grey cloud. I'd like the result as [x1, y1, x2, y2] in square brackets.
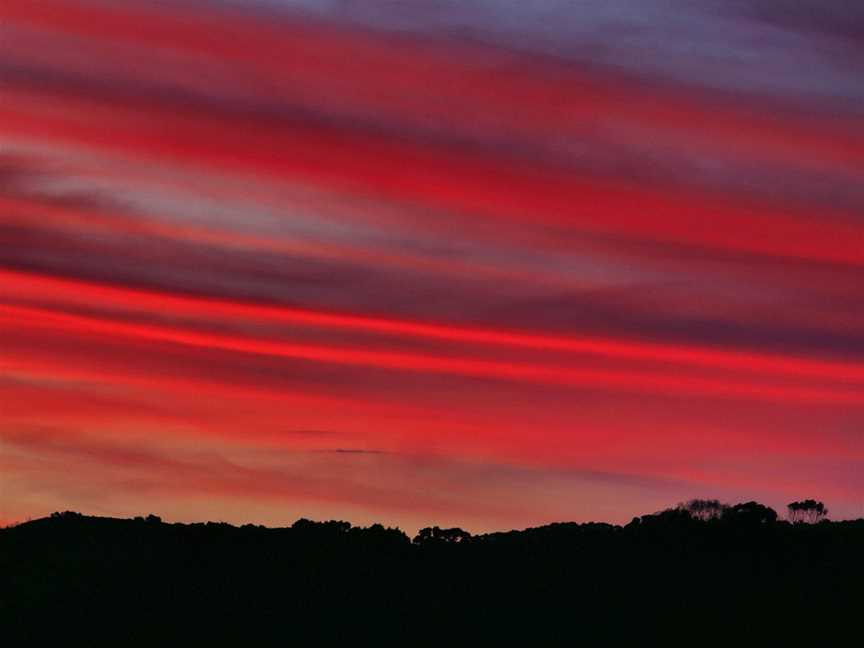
[241, 0, 864, 110]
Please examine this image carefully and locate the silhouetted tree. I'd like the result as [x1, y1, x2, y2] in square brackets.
[6, 500, 862, 644]
[292, 518, 351, 534]
[726, 501, 777, 525]
[413, 526, 472, 545]
[679, 498, 726, 521]
[787, 500, 828, 523]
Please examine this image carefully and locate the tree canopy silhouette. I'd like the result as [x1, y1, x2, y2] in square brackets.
[413, 525, 472, 545]
[787, 499, 829, 523]
[2, 499, 861, 644]
[679, 498, 726, 521]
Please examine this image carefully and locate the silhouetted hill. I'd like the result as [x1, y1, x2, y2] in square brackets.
[2, 504, 862, 644]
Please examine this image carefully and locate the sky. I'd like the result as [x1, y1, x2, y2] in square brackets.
[1, 0, 863, 532]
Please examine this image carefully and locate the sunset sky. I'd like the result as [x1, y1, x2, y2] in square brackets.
[1, 0, 863, 532]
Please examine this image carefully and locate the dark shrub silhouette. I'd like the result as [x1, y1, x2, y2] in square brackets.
[2, 500, 861, 644]
[727, 501, 778, 525]
[679, 498, 726, 521]
[413, 525, 472, 545]
[787, 499, 829, 523]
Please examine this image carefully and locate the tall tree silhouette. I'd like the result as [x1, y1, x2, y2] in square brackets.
[679, 498, 726, 521]
[787, 499, 828, 523]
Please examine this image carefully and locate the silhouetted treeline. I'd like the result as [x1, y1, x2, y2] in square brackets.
[2, 501, 862, 644]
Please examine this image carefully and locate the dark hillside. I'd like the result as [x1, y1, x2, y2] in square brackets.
[2, 504, 862, 643]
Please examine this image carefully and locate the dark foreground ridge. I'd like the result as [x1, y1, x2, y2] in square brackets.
[3, 500, 862, 643]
